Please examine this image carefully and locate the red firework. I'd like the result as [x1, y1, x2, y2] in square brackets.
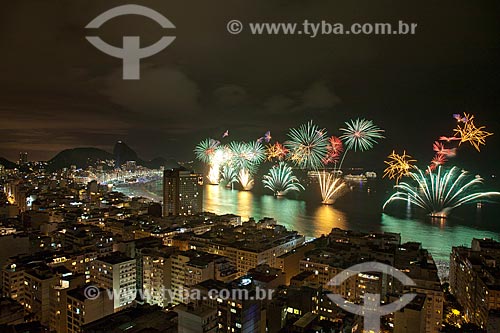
[323, 136, 344, 165]
[428, 153, 447, 172]
[439, 136, 460, 142]
[430, 153, 447, 169]
[433, 141, 457, 158]
[266, 142, 289, 161]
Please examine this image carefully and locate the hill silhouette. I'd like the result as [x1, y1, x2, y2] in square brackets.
[46, 141, 179, 171]
[48, 147, 113, 171]
[0, 157, 17, 169]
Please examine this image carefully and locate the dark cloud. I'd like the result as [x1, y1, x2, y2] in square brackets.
[300, 81, 341, 110]
[0, 0, 498, 171]
[102, 65, 201, 115]
[213, 85, 249, 108]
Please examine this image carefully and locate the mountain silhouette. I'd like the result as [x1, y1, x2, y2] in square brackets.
[48, 148, 113, 171]
[45, 141, 179, 171]
[113, 141, 138, 168]
[0, 157, 17, 169]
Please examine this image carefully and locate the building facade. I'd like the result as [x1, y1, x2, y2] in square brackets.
[90, 254, 136, 312]
[163, 168, 203, 216]
[449, 239, 500, 328]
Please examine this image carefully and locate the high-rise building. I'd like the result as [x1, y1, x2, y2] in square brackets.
[2, 261, 25, 301]
[449, 238, 500, 328]
[394, 293, 427, 333]
[170, 251, 219, 305]
[66, 284, 114, 333]
[176, 302, 218, 333]
[49, 273, 87, 333]
[142, 248, 173, 308]
[273, 242, 317, 285]
[194, 277, 266, 333]
[395, 243, 444, 333]
[90, 254, 136, 312]
[18, 152, 28, 165]
[182, 278, 265, 333]
[82, 304, 177, 333]
[23, 265, 59, 326]
[163, 168, 203, 216]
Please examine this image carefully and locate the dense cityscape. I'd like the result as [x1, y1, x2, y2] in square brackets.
[2, 1, 500, 332]
[0, 144, 498, 332]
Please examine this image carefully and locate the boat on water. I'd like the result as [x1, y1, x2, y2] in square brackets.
[344, 174, 368, 182]
[365, 171, 377, 178]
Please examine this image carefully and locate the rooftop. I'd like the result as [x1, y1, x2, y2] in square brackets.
[188, 223, 304, 252]
[67, 284, 106, 302]
[82, 304, 177, 333]
[96, 253, 134, 265]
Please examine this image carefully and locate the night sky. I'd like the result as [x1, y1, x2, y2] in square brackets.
[1, 1, 499, 173]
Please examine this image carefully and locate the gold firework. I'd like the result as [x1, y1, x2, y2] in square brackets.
[318, 171, 346, 204]
[266, 142, 289, 161]
[383, 150, 416, 184]
[453, 113, 493, 152]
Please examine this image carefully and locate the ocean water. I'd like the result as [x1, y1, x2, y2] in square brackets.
[116, 178, 500, 280]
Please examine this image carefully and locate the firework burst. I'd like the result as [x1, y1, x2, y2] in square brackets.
[383, 150, 416, 184]
[339, 118, 385, 152]
[318, 171, 346, 204]
[453, 113, 493, 152]
[194, 138, 220, 163]
[285, 121, 329, 170]
[433, 141, 456, 158]
[220, 164, 238, 188]
[218, 145, 234, 163]
[207, 165, 220, 184]
[238, 168, 254, 191]
[194, 139, 223, 184]
[266, 142, 289, 161]
[323, 136, 344, 165]
[229, 141, 253, 171]
[383, 166, 500, 218]
[227, 141, 265, 188]
[262, 162, 304, 196]
[429, 153, 447, 172]
[247, 141, 266, 164]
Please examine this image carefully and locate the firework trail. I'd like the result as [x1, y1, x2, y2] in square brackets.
[318, 171, 346, 204]
[262, 162, 304, 196]
[220, 164, 238, 188]
[238, 168, 255, 191]
[383, 166, 500, 218]
[194, 138, 222, 184]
